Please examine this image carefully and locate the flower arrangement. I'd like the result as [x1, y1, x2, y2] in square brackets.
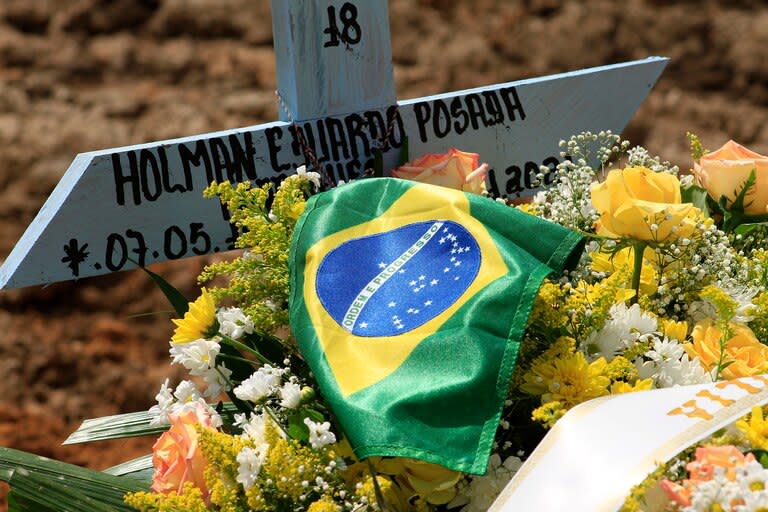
[622, 405, 768, 511]
[2, 131, 768, 511]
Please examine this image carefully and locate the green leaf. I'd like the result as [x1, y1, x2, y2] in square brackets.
[287, 408, 326, 442]
[730, 168, 757, 215]
[103, 455, 153, 478]
[680, 185, 711, 219]
[0, 447, 148, 512]
[734, 222, 768, 237]
[141, 266, 189, 316]
[287, 413, 309, 442]
[64, 403, 242, 445]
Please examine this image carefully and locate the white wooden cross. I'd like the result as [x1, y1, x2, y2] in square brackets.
[0, 0, 667, 289]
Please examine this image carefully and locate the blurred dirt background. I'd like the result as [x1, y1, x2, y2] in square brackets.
[1, 0, 767, 506]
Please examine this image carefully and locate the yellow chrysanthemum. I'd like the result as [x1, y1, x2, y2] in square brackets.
[737, 406, 768, 451]
[307, 496, 341, 512]
[610, 378, 653, 394]
[522, 350, 610, 408]
[171, 288, 218, 344]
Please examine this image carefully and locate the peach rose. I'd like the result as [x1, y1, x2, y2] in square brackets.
[684, 319, 768, 379]
[151, 402, 215, 500]
[591, 167, 699, 243]
[694, 140, 768, 215]
[391, 148, 488, 194]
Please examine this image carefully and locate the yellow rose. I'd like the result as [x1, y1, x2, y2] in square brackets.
[151, 402, 215, 500]
[591, 167, 699, 242]
[694, 140, 768, 215]
[684, 319, 768, 379]
[391, 148, 488, 194]
[375, 457, 462, 505]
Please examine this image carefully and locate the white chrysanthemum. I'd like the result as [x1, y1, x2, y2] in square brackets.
[279, 381, 302, 409]
[724, 284, 759, 324]
[234, 411, 275, 446]
[234, 364, 286, 402]
[169, 339, 220, 375]
[738, 492, 768, 511]
[664, 354, 712, 386]
[736, 460, 768, 496]
[148, 378, 174, 426]
[236, 446, 268, 490]
[217, 307, 255, 340]
[173, 379, 203, 405]
[202, 363, 232, 399]
[636, 338, 711, 388]
[585, 303, 658, 360]
[304, 418, 336, 449]
[449, 454, 523, 512]
[682, 477, 732, 512]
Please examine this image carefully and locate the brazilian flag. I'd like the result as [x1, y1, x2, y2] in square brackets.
[289, 178, 583, 474]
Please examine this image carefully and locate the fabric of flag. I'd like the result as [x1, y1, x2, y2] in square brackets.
[289, 177, 584, 474]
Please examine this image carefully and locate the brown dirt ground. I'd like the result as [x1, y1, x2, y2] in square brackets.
[1, 0, 767, 507]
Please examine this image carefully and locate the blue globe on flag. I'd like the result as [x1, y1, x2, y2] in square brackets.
[315, 220, 481, 337]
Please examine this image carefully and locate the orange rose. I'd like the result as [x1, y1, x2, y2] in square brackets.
[694, 140, 768, 215]
[151, 402, 215, 500]
[684, 319, 768, 379]
[391, 148, 488, 194]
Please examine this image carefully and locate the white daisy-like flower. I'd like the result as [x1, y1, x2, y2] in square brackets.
[279, 381, 302, 409]
[723, 284, 759, 324]
[682, 477, 732, 512]
[235, 411, 276, 446]
[236, 446, 268, 490]
[636, 337, 712, 388]
[173, 379, 203, 405]
[201, 363, 233, 399]
[663, 354, 712, 387]
[586, 303, 658, 360]
[169, 339, 220, 375]
[148, 378, 174, 426]
[217, 307, 255, 340]
[735, 460, 768, 495]
[737, 489, 768, 512]
[304, 418, 336, 449]
[233, 364, 286, 402]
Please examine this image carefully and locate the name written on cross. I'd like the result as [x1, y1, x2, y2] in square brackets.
[110, 86, 528, 209]
[0, 0, 668, 289]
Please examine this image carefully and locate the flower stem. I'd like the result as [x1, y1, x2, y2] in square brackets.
[218, 333, 271, 365]
[630, 242, 647, 306]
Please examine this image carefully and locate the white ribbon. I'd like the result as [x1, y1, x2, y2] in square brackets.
[491, 376, 768, 511]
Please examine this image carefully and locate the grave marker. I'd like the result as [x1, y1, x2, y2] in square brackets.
[0, 0, 668, 289]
